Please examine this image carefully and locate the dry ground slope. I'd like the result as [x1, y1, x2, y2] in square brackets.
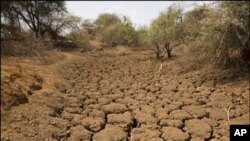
[1, 48, 249, 141]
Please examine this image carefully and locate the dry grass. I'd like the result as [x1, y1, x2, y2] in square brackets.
[172, 42, 248, 87]
[101, 46, 132, 57]
[1, 36, 54, 57]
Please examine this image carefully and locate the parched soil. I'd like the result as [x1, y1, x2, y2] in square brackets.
[1, 47, 249, 141]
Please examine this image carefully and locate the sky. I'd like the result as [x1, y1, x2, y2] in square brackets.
[66, 1, 212, 28]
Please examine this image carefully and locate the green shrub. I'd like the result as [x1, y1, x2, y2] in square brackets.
[136, 26, 150, 47]
[149, 4, 183, 59]
[101, 23, 138, 47]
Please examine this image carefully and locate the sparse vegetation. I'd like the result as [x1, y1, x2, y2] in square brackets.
[178, 2, 249, 71]
[149, 4, 183, 59]
[1, 2, 249, 140]
[1, 32, 53, 56]
[67, 24, 92, 51]
[204, 2, 249, 69]
[2, 1, 248, 70]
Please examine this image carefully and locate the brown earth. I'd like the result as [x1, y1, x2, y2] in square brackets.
[1, 44, 249, 141]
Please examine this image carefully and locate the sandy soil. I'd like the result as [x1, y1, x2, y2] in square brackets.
[1, 46, 249, 141]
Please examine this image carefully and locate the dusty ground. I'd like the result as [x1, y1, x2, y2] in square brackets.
[1, 45, 249, 141]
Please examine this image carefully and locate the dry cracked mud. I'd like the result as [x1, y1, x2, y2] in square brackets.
[1, 49, 249, 141]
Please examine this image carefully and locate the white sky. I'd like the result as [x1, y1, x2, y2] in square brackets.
[66, 1, 212, 28]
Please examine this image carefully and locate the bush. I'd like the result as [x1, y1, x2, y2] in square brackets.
[179, 2, 249, 71]
[67, 29, 91, 51]
[82, 19, 96, 36]
[1, 33, 53, 57]
[195, 2, 249, 69]
[101, 23, 138, 47]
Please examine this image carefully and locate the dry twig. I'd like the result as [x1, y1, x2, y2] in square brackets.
[159, 64, 163, 73]
[224, 105, 232, 125]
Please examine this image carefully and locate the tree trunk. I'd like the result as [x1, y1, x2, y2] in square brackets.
[241, 47, 250, 62]
[164, 42, 171, 59]
[155, 43, 160, 59]
[35, 31, 39, 38]
[167, 49, 171, 58]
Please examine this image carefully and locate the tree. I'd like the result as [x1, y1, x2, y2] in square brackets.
[149, 4, 183, 59]
[181, 2, 249, 69]
[198, 1, 250, 67]
[94, 13, 121, 33]
[6, 1, 66, 38]
[1, 1, 22, 38]
[149, 20, 162, 58]
[42, 14, 81, 40]
[219, 1, 249, 62]
[136, 26, 150, 46]
[82, 19, 96, 35]
[182, 4, 211, 42]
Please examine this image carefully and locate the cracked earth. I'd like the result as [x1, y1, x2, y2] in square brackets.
[1, 48, 249, 141]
